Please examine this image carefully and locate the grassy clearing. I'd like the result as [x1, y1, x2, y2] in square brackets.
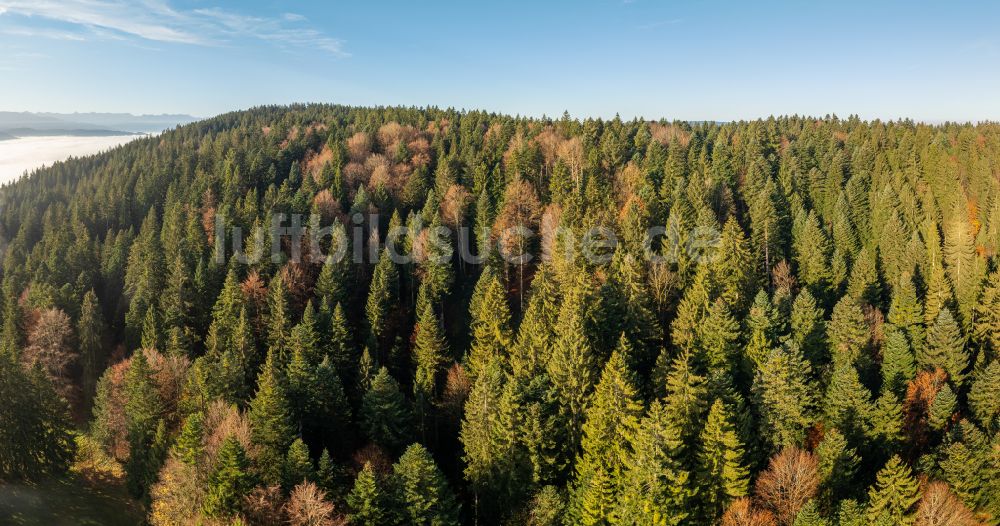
[0, 475, 143, 526]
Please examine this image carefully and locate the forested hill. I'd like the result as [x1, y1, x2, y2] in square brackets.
[3, 104, 1000, 525]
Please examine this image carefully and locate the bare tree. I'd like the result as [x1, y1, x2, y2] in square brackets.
[754, 447, 820, 525]
[21, 307, 75, 400]
[916, 481, 980, 526]
[722, 498, 778, 526]
[286, 481, 343, 526]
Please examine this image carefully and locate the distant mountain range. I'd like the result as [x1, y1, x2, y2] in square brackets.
[0, 112, 200, 139]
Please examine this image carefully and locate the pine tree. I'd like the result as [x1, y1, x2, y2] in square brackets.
[616, 399, 693, 526]
[248, 348, 295, 486]
[202, 436, 254, 518]
[866, 456, 920, 525]
[393, 443, 461, 526]
[570, 342, 643, 525]
[360, 367, 412, 452]
[754, 342, 816, 450]
[921, 308, 969, 386]
[697, 399, 750, 520]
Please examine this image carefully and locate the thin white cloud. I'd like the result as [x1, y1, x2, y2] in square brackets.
[0, 25, 87, 41]
[0, 0, 347, 56]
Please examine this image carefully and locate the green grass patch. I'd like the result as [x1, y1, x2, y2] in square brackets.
[0, 475, 144, 526]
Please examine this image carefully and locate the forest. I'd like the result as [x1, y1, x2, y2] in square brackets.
[1, 103, 999, 525]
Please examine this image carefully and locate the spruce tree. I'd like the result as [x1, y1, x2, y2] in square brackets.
[360, 367, 412, 452]
[173, 412, 204, 466]
[570, 342, 643, 525]
[921, 308, 969, 386]
[393, 443, 461, 526]
[348, 463, 396, 526]
[412, 303, 449, 438]
[928, 383, 957, 431]
[616, 399, 693, 526]
[78, 289, 106, 404]
[968, 359, 1000, 430]
[815, 428, 859, 511]
[202, 436, 254, 518]
[248, 348, 295, 486]
[466, 267, 513, 380]
[823, 363, 872, 446]
[827, 295, 868, 368]
[697, 399, 750, 520]
[881, 327, 915, 397]
[866, 456, 920, 525]
[888, 274, 925, 353]
[790, 289, 826, 370]
[754, 342, 816, 450]
[284, 437, 314, 489]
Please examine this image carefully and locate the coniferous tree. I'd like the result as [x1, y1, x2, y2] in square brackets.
[616, 399, 693, 526]
[202, 436, 254, 518]
[348, 463, 396, 526]
[78, 289, 106, 404]
[466, 267, 513, 380]
[284, 437, 314, 489]
[569, 342, 643, 525]
[697, 399, 750, 520]
[790, 289, 827, 370]
[866, 456, 920, 525]
[360, 367, 412, 452]
[754, 342, 816, 450]
[124, 349, 163, 497]
[393, 443, 461, 526]
[920, 308, 969, 386]
[249, 348, 295, 486]
[827, 295, 868, 368]
[968, 359, 1000, 430]
[412, 303, 449, 438]
[889, 274, 925, 354]
[881, 327, 916, 397]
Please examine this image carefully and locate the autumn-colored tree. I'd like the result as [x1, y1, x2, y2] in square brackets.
[754, 447, 820, 525]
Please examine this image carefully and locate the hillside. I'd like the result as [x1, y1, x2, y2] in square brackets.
[1, 104, 999, 525]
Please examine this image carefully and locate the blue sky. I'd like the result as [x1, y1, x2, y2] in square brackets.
[1, 0, 999, 122]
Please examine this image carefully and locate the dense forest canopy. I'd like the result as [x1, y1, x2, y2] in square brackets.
[2, 103, 1000, 525]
